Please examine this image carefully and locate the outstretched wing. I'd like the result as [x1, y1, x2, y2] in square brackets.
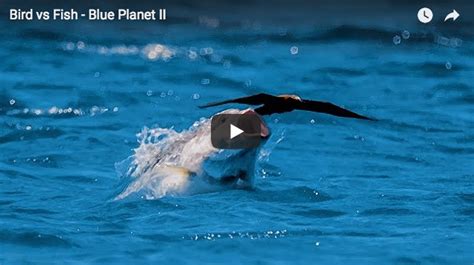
[199, 93, 376, 121]
[296, 100, 376, 120]
[198, 93, 278, 108]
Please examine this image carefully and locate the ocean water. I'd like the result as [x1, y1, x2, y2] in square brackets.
[1, 3, 474, 264]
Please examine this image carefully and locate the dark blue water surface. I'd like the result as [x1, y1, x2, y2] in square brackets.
[1, 2, 474, 264]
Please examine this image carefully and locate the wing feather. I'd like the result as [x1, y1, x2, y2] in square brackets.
[198, 93, 277, 108]
[296, 100, 375, 120]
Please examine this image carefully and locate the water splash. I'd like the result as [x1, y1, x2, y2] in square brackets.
[445, 62, 452, 70]
[115, 109, 266, 200]
[61, 41, 175, 61]
[290, 46, 299, 55]
[393, 35, 401, 45]
[142, 44, 175, 61]
[401, 30, 410, 40]
[6, 105, 117, 117]
[434, 35, 463, 47]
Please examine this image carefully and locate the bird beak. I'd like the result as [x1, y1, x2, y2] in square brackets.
[242, 109, 270, 138]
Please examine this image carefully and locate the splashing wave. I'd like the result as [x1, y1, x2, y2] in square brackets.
[115, 109, 269, 200]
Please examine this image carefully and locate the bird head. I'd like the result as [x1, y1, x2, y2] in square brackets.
[215, 108, 270, 139]
[241, 109, 270, 139]
[278, 94, 302, 101]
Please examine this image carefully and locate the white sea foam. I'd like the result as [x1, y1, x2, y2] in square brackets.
[61, 41, 175, 61]
[60, 40, 231, 65]
[6, 105, 116, 117]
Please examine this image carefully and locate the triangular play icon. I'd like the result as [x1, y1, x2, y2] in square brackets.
[230, 124, 244, 139]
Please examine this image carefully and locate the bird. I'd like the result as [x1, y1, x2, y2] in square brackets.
[199, 93, 375, 121]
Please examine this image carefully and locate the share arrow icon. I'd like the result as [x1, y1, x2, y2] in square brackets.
[444, 9, 460, 22]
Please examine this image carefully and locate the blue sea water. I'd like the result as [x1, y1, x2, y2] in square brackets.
[1, 4, 474, 264]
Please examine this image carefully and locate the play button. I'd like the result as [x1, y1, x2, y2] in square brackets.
[230, 124, 244, 139]
[211, 114, 262, 149]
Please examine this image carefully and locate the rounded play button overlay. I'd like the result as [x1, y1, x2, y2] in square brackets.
[211, 114, 262, 149]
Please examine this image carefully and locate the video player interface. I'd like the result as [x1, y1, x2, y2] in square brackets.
[1, 1, 473, 264]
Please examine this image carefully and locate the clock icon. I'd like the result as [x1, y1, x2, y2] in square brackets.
[417, 7, 433, 24]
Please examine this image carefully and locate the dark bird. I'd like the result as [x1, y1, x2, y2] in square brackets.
[199, 93, 375, 121]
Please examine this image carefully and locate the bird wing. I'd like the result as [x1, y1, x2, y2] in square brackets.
[199, 93, 376, 121]
[198, 93, 278, 108]
[296, 99, 375, 120]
